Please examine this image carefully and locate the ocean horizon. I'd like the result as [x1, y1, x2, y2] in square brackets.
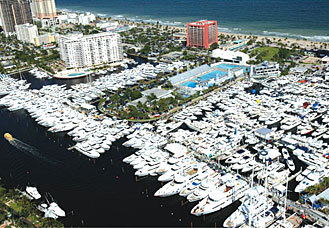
[55, 0, 329, 42]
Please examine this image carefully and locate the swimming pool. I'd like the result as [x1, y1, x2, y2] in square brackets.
[181, 81, 197, 88]
[216, 64, 250, 73]
[68, 73, 85, 77]
[180, 70, 228, 88]
[197, 70, 227, 82]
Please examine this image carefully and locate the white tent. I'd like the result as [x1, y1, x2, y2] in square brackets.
[212, 49, 250, 64]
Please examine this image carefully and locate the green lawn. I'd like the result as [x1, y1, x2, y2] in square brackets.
[251, 47, 279, 61]
[9, 201, 23, 213]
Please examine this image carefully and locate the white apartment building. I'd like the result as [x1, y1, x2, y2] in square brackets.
[15, 23, 39, 44]
[78, 12, 96, 25]
[251, 62, 281, 78]
[59, 32, 123, 68]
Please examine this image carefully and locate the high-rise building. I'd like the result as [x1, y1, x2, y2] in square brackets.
[15, 23, 38, 44]
[59, 32, 123, 68]
[187, 20, 218, 49]
[31, 0, 56, 19]
[0, 0, 33, 33]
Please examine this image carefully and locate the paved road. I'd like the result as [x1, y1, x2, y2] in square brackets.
[286, 199, 329, 227]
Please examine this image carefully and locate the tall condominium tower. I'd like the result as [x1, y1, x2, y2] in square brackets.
[31, 0, 56, 19]
[187, 20, 218, 49]
[0, 0, 33, 33]
[59, 32, 123, 68]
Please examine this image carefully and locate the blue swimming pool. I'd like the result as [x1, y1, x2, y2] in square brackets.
[181, 81, 197, 88]
[216, 64, 250, 73]
[197, 70, 227, 82]
[68, 73, 85, 77]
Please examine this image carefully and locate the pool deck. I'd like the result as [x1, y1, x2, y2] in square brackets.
[177, 68, 226, 87]
[178, 67, 229, 88]
[177, 62, 250, 90]
[53, 69, 92, 79]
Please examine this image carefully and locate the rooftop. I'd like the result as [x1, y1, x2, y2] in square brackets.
[317, 187, 329, 201]
[255, 127, 273, 136]
[188, 20, 217, 26]
[141, 88, 172, 98]
[129, 88, 173, 106]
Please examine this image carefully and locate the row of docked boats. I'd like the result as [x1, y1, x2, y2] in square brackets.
[2, 61, 329, 227]
[29, 68, 51, 79]
[121, 72, 329, 226]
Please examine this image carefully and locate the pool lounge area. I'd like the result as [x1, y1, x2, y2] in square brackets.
[216, 63, 250, 73]
[197, 70, 227, 82]
[181, 81, 197, 88]
[68, 73, 86, 77]
[53, 69, 91, 79]
[169, 63, 250, 94]
[179, 70, 231, 89]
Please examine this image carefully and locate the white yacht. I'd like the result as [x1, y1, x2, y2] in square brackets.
[223, 185, 273, 227]
[179, 172, 219, 197]
[295, 168, 329, 193]
[26, 186, 42, 200]
[47, 202, 66, 217]
[191, 178, 248, 216]
[282, 148, 295, 171]
[296, 165, 317, 182]
[154, 164, 212, 197]
[241, 160, 263, 173]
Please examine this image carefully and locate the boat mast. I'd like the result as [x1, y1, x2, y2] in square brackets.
[284, 172, 288, 224]
[264, 159, 268, 228]
[248, 159, 255, 227]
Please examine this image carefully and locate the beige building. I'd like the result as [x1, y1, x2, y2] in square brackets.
[32, 0, 56, 19]
[15, 23, 38, 44]
[35, 33, 58, 46]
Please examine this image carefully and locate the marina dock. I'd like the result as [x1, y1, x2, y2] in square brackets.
[1, 61, 329, 227]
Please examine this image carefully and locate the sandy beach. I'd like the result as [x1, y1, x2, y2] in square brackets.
[120, 19, 329, 51]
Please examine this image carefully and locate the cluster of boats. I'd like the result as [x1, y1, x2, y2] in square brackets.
[29, 68, 51, 79]
[2, 60, 329, 227]
[0, 82, 133, 158]
[0, 77, 30, 96]
[25, 186, 66, 219]
[121, 73, 329, 226]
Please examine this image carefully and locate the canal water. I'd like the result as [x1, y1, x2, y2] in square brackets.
[0, 71, 237, 227]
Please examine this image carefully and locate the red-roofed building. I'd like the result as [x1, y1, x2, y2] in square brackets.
[187, 20, 218, 49]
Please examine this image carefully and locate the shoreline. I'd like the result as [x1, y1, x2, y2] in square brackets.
[118, 18, 329, 51]
[57, 7, 329, 46]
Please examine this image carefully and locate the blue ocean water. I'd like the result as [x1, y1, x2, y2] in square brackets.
[56, 0, 329, 41]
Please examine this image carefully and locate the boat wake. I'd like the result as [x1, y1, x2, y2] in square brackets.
[5, 135, 59, 165]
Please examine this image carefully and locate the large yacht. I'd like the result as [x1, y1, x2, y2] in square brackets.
[190, 177, 248, 216]
[154, 164, 213, 197]
[223, 185, 273, 227]
[26, 186, 42, 200]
